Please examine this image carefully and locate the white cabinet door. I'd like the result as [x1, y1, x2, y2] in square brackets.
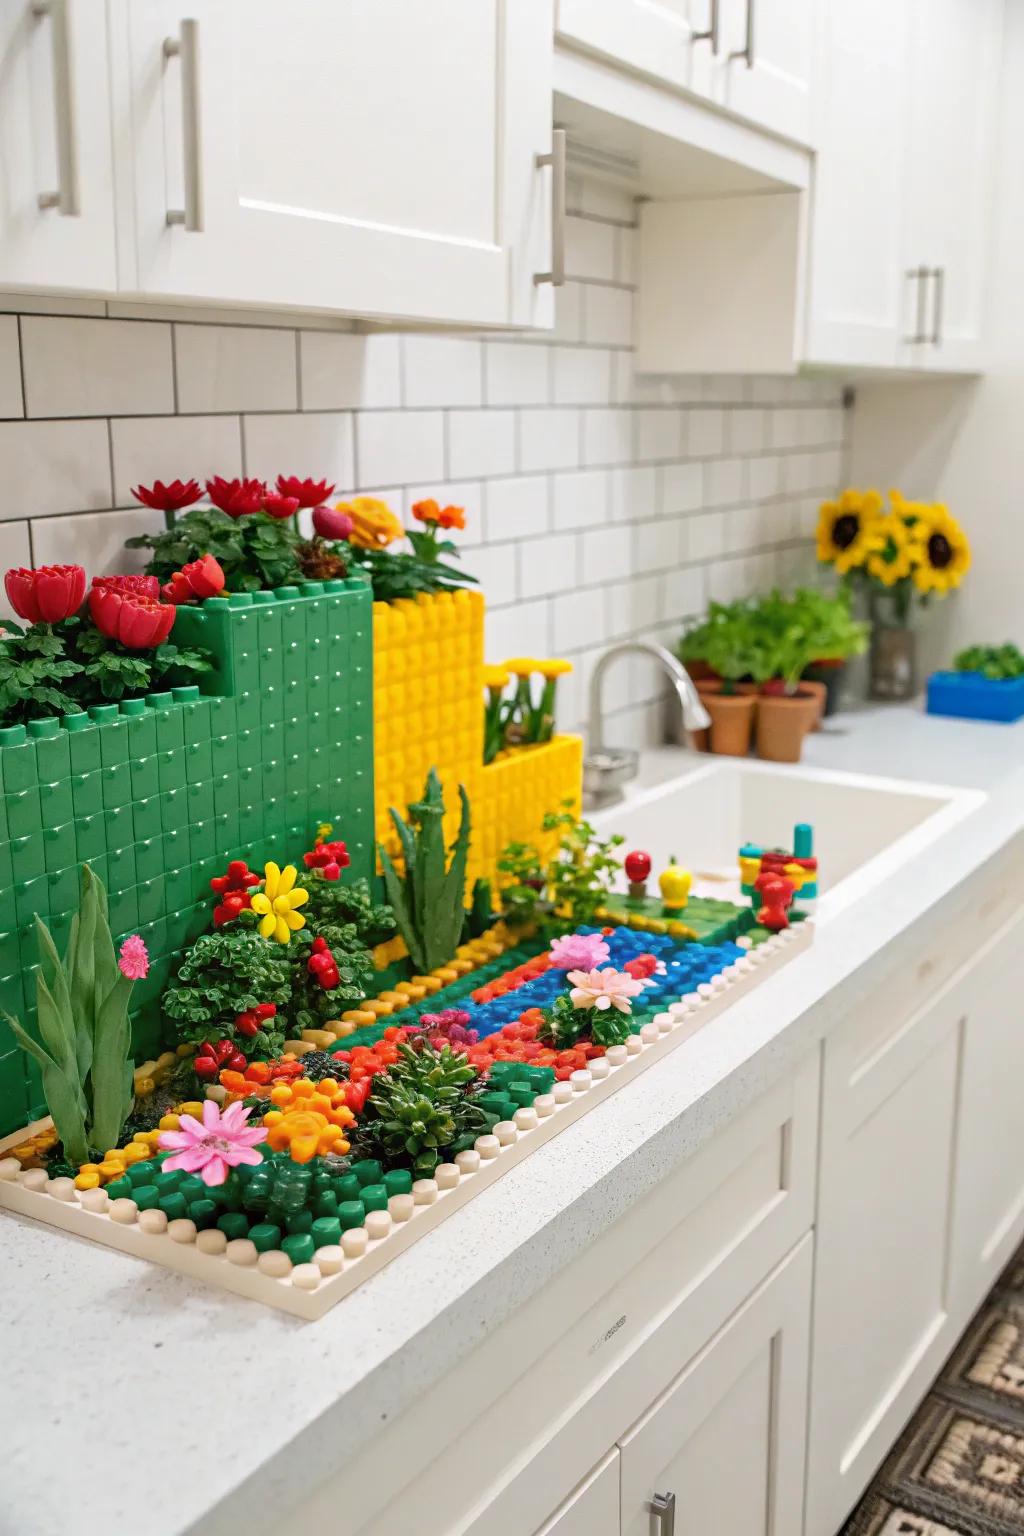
[802, 0, 913, 366]
[620, 1236, 812, 1536]
[116, 0, 553, 327]
[533, 1451, 620, 1536]
[899, 0, 1003, 371]
[950, 910, 1024, 1317]
[714, 0, 817, 145]
[556, 0, 717, 100]
[0, 0, 117, 291]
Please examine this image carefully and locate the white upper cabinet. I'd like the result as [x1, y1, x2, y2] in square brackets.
[104, 0, 556, 328]
[0, 0, 117, 291]
[898, 0, 1003, 370]
[556, 0, 816, 146]
[805, 0, 1003, 372]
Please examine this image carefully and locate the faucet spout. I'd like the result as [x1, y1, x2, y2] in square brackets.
[583, 640, 710, 808]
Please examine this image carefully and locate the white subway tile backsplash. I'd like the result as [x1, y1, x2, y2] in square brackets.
[1, 419, 111, 518]
[551, 281, 584, 344]
[299, 332, 401, 410]
[484, 343, 550, 407]
[636, 408, 683, 464]
[659, 462, 703, 514]
[634, 517, 682, 574]
[607, 574, 663, 640]
[461, 542, 518, 608]
[727, 408, 768, 455]
[552, 585, 606, 652]
[0, 317, 23, 418]
[21, 316, 173, 419]
[748, 455, 783, 501]
[356, 410, 443, 488]
[112, 414, 242, 503]
[686, 408, 725, 458]
[519, 532, 579, 599]
[609, 466, 657, 523]
[30, 505, 160, 577]
[519, 408, 580, 472]
[551, 469, 609, 531]
[704, 457, 747, 508]
[244, 412, 354, 488]
[402, 482, 481, 549]
[447, 410, 515, 479]
[687, 510, 727, 562]
[175, 325, 297, 414]
[582, 408, 633, 467]
[583, 284, 633, 347]
[663, 563, 704, 620]
[551, 346, 613, 406]
[565, 216, 617, 281]
[486, 476, 549, 541]
[581, 524, 634, 585]
[0, 522, 31, 616]
[403, 337, 482, 408]
[615, 227, 637, 286]
[485, 597, 552, 663]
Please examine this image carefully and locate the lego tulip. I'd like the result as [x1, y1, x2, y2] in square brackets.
[658, 860, 692, 911]
[277, 475, 336, 509]
[88, 582, 176, 648]
[161, 552, 226, 604]
[205, 475, 265, 516]
[5, 563, 86, 624]
[131, 478, 203, 514]
[261, 493, 300, 520]
[311, 505, 354, 541]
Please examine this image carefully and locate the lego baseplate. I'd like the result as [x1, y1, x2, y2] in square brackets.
[0, 921, 811, 1320]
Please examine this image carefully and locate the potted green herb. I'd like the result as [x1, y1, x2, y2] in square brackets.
[801, 587, 870, 716]
[694, 606, 763, 756]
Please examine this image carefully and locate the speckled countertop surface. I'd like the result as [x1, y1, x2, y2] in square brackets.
[2, 704, 1023, 1536]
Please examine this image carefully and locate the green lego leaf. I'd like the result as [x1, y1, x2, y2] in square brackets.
[89, 972, 135, 1155]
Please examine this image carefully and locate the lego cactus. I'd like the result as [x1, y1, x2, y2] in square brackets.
[378, 767, 471, 973]
[3, 865, 142, 1166]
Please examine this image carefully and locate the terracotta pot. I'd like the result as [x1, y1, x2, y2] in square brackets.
[685, 659, 719, 683]
[696, 677, 759, 697]
[805, 659, 847, 717]
[801, 678, 828, 730]
[705, 691, 756, 757]
[755, 689, 818, 763]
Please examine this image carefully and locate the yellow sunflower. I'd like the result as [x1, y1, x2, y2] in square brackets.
[908, 504, 971, 595]
[864, 513, 916, 587]
[816, 489, 883, 574]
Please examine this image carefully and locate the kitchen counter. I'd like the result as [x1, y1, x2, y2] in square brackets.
[2, 704, 1023, 1536]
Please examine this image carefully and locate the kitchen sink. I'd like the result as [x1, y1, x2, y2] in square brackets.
[591, 757, 986, 921]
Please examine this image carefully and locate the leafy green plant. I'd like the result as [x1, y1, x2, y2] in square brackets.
[378, 768, 471, 972]
[495, 841, 546, 929]
[679, 589, 868, 699]
[542, 802, 625, 925]
[289, 923, 376, 1035]
[162, 923, 293, 1052]
[303, 874, 397, 949]
[0, 622, 85, 724]
[348, 545, 478, 604]
[3, 865, 137, 1165]
[463, 877, 497, 940]
[954, 642, 1024, 679]
[356, 1041, 488, 1176]
[127, 506, 304, 592]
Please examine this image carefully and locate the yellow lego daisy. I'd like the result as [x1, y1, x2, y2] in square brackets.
[250, 862, 309, 943]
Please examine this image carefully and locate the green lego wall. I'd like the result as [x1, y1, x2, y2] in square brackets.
[0, 577, 374, 1138]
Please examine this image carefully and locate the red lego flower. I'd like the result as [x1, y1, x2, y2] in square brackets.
[194, 1039, 246, 1078]
[92, 573, 161, 602]
[261, 493, 300, 520]
[210, 860, 262, 927]
[131, 479, 203, 514]
[205, 476, 265, 517]
[88, 582, 175, 649]
[161, 553, 226, 604]
[276, 475, 336, 509]
[303, 837, 350, 881]
[623, 953, 658, 981]
[5, 564, 86, 624]
[307, 936, 340, 990]
[234, 1002, 277, 1038]
[311, 505, 354, 541]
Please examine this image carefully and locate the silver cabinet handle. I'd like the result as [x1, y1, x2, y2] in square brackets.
[693, 0, 719, 53]
[903, 266, 929, 343]
[534, 127, 566, 288]
[163, 19, 204, 231]
[32, 0, 80, 215]
[930, 266, 945, 345]
[730, 0, 755, 67]
[650, 1491, 676, 1535]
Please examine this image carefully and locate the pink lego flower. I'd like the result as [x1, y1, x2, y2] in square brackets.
[548, 932, 611, 971]
[117, 935, 150, 980]
[566, 967, 647, 1015]
[158, 1100, 267, 1187]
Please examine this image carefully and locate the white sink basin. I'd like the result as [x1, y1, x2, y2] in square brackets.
[591, 757, 986, 921]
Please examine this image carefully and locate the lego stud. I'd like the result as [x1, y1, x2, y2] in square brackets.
[413, 1179, 439, 1205]
[108, 1197, 138, 1224]
[168, 1218, 197, 1244]
[138, 1208, 168, 1236]
[341, 1227, 369, 1259]
[291, 1263, 321, 1291]
[258, 1249, 292, 1278]
[197, 1228, 227, 1256]
[0, 1158, 19, 1182]
[226, 1239, 258, 1266]
[435, 1163, 460, 1189]
[315, 1246, 344, 1275]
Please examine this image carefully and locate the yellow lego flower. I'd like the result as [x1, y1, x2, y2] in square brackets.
[337, 496, 405, 549]
[503, 657, 539, 677]
[483, 664, 511, 691]
[250, 862, 309, 943]
[535, 658, 573, 680]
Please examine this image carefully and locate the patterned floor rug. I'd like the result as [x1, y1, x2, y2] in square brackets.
[841, 1235, 1024, 1536]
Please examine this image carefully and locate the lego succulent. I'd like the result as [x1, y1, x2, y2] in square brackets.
[358, 1041, 487, 1176]
[378, 767, 471, 973]
[3, 865, 142, 1166]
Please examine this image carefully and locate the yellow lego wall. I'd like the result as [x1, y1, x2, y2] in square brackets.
[372, 589, 582, 891]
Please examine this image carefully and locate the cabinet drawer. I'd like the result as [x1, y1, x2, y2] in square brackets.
[532, 1450, 619, 1536]
[281, 1051, 819, 1536]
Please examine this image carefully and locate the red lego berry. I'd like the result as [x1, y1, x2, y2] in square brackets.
[624, 849, 652, 883]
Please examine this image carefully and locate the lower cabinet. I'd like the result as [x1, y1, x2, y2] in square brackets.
[619, 1236, 812, 1536]
[534, 1450, 620, 1536]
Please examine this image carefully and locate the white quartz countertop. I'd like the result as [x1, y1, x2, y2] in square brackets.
[2, 703, 1023, 1536]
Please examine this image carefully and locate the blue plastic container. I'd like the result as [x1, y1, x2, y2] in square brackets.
[926, 670, 1024, 723]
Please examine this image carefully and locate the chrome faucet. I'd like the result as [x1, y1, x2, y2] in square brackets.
[583, 640, 711, 808]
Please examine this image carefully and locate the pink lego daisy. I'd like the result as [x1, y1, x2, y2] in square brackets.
[566, 967, 647, 1015]
[158, 1100, 267, 1187]
[548, 932, 611, 971]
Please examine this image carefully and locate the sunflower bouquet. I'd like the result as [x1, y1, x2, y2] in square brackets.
[817, 488, 971, 624]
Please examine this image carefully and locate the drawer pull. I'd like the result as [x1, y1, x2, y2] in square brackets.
[650, 1490, 676, 1534]
[163, 19, 204, 232]
[32, 0, 80, 215]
